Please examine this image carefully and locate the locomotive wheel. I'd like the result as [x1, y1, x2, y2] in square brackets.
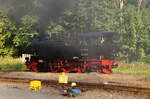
[76, 68, 82, 73]
[32, 66, 39, 72]
[81, 68, 86, 73]
[73, 68, 81, 73]
[51, 69, 58, 72]
[61, 68, 70, 73]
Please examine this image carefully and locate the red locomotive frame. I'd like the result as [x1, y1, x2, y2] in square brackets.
[25, 57, 118, 74]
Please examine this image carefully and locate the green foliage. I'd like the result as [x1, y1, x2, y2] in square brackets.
[116, 3, 150, 62]
[0, 12, 38, 56]
[47, 9, 87, 35]
[0, 13, 17, 56]
[47, 0, 120, 35]
[14, 15, 38, 47]
[47, 22, 66, 37]
[13, 26, 37, 47]
[21, 15, 39, 26]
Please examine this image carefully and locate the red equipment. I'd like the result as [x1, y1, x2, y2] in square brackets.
[25, 56, 118, 74]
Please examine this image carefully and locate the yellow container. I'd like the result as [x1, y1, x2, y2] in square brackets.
[29, 80, 42, 90]
[58, 72, 68, 84]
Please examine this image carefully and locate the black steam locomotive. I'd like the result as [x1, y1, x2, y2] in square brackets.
[25, 32, 118, 73]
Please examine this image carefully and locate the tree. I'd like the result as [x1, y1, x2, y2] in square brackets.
[47, 0, 120, 35]
[0, 12, 17, 56]
[117, 3, 150, 62]
[13, 15, 38, 54]
[0, 12, 38, 56]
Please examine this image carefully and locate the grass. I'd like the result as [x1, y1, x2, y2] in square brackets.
[113, 61, 150, 74]
[0, 56, 28, 71]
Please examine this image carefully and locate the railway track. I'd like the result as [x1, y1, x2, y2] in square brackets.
[0, 76, 150, 94]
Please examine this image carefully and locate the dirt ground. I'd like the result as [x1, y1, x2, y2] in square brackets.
[0, 72, 150, 88]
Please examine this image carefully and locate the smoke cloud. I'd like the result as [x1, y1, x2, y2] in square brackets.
[0, 0, 74, 38]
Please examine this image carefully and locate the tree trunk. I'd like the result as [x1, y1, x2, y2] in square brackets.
[137, 0, 144, 11]
[119, 0, 124, 9]
[114, 0, 124, 9]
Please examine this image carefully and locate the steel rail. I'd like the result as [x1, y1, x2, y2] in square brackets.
[0, 77, 150, 94]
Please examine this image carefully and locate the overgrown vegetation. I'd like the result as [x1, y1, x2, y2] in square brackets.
[0, 57, 28, 71]
[113, 62, 150, 74]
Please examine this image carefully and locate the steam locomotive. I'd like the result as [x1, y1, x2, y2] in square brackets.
[25, 32, 118, 73]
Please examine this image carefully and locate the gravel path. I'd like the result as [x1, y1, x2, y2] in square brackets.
[0, 82, 59, 99]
